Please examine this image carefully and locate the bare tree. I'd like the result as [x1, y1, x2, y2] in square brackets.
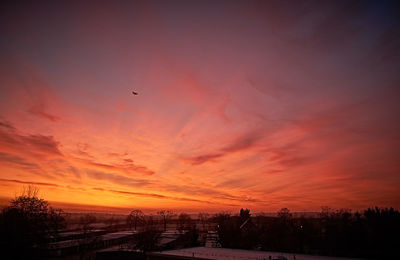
[198, 212, 209, 231]
[240, 208, 251, 224]
[104, 216, 116, 232]
[80, 214, 97, 235]
[157, 210, 174, 231]
[177, 213, 192, 232]
[78, 214, 98, 259]
[278, 208, 292, 219]
[22, 185, 39, 197]
[133, 214, 161, 252]
[48, 208, 66, 239]
[127, 209, 144, 231]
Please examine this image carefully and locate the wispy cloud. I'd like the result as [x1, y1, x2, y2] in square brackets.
[0, 152, 39, 169]
[28, 104, 61, 122]
[162, 183, 263, 204]
[181, 153, 223, 165]
[93, 187, 238, 206]
[0, 119, 62, 157]
[0, 120, 16, 131]
[181, 131, 262, 165]
[76, 157, 155, 176]
[86, 170, 152, 187]
[0, 178, 60, 187]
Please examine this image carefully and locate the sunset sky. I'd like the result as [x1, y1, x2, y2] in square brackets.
[0, 0, 399, 213]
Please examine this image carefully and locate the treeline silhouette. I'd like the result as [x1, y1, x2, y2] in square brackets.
[1, 187, 399, 259]
[214, 207, 400, 259]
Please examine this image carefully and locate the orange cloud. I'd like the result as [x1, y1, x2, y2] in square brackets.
[1, 0, 399, 213]
[0, 178, 60, 187]
[0, 119, 62, 158]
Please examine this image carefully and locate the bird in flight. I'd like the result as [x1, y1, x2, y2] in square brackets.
[132, 91, 138, 95]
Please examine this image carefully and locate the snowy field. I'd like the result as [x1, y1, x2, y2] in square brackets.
[161, 247, 365, 260]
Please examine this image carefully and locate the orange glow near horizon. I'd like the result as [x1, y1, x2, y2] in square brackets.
[1, 1, 399, 213]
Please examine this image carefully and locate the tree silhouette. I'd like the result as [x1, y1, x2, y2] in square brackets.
[363, 207, 400, 258]
[240, 208, 251, 223]
[78, 214, 98, 259]
[198, 212, 209, 231]
[277, 208, 292, 219]
[104, 216, 117, 232]
[80, 214, 97, 234]
[0, 186, 66, 258]
[177, 213, 192, 232]
[127, 209, 144, 231]
[133, 215, 161, 252]
[157, 210, 174, 231]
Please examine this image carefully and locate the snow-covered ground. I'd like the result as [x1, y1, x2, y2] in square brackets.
[161, 247, 365, 260]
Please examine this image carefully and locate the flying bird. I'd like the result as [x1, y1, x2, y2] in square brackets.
[132, 91, 138, 95]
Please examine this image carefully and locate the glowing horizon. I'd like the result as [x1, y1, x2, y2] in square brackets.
[1, 1, 399, 213]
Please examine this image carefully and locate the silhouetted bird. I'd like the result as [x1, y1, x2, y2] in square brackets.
[132, 91, 138, 95]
